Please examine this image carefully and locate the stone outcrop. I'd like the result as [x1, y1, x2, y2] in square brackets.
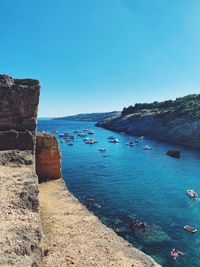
[36, 133, 62, 182]
[0, 74, 40, 151]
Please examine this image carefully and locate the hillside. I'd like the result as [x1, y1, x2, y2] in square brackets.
[54, 111, 120, 122]
[97, 94, 200, 149]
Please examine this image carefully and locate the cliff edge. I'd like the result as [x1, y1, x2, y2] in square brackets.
[0, 74, 160, 267]
[97, 94, 200, 149]
[0, 74, 40, 151]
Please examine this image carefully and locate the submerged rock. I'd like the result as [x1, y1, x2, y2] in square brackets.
[166, 150, 180, 158]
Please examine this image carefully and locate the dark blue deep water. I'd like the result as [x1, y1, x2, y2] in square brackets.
[38, 119, 200, 267]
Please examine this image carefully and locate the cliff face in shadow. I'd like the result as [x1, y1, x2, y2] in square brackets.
[97, 94, 200, 149]
[0, 74, 40, 151]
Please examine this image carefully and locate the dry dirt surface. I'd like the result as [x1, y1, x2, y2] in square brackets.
[0, 150, 42, 267]
[39, 179, 160, 267]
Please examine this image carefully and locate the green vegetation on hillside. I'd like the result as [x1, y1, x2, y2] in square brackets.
[54, 111, 120, 122]
[121, 94, 200, 119]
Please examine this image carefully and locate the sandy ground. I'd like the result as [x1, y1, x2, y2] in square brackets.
[0, 150, 42, 267]
[39, 179, 160, 267]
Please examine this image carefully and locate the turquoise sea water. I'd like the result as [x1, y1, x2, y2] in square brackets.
[38, 119, 200, 267]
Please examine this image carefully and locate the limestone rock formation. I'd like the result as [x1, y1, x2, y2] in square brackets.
[0, 74, 40, 150]
[36, 133, 62, 182]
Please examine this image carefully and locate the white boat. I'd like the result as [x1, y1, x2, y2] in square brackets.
[87, 130, 95, 134]
[184, 225, 197, 233]
[139, 136, 144, 140]
[143, 145, 152, 150]
[99, 148, 106, 152]
[186, 189, 198, 198]
[109, 138, 120, 143]
[85, 139, 98, 144]
[77, 132, 87, 137]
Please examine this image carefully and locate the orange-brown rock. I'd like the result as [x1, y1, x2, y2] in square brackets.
[36, 133, 62, 182]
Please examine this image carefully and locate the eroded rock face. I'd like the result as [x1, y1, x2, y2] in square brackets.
[0, 74, 40, 151]
[36, 133, 62, 182]
[97, 112, 200, 149]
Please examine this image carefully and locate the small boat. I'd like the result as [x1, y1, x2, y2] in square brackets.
[87, 130, 95, 134]
[52, 130, 58, 134]
[186, 189, 198, 198]
[99, 148, 106, 152]
[109, 138, 120, 143]
[64, 138, 74, 143]
[143, 145, 152, 150]
[107, 136, 116, 140]
[85, 139, 98, 144]
[77, 132, 87, 137]
[139, 136, 144, 140]
[184, 225, 197, 233]
[59, 134, 64, 138]
[126, 141, 136, 146]
[64, 132, 71, 135]
[64, 134, 74, 139]
[68, 143, 73, 146]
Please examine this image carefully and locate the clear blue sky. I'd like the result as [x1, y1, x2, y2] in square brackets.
[0, 0, 200, 117]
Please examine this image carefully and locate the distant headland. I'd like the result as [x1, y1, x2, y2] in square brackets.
[97, 94, 200, 149]
[53, 111, 120, 122]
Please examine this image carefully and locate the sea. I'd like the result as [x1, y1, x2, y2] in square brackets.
[38, 119, 200, 267]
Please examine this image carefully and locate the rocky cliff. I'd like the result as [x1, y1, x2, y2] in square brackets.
[0, 75, 43, 267]
[0, 74, 40, 151]
[97, 94, 200, 149]
[0, 74, 160, 267]
[36, 133, 62, 182]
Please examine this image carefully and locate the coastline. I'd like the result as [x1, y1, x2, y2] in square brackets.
[39, 178, 160, 267]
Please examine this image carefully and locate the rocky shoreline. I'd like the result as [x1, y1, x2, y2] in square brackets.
[97, 95, 200, 150]
[39, 179, 160, 267]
